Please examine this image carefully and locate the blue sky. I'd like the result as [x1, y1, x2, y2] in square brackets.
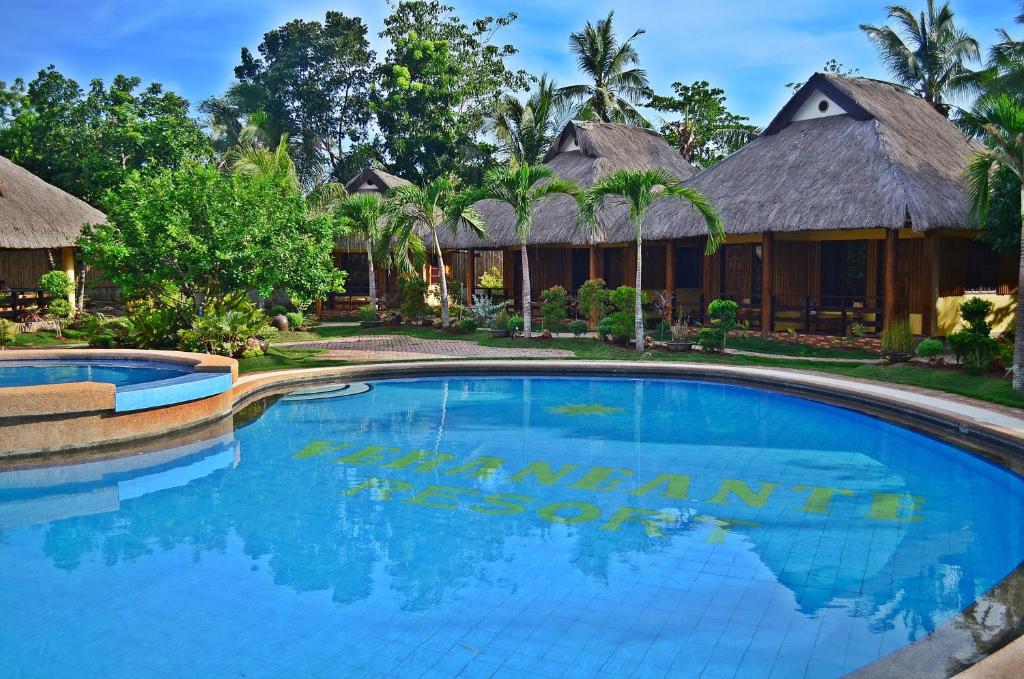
[1, 1, 1019, 126]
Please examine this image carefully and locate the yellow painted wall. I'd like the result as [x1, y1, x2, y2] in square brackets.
[937, 294, 1016, 336]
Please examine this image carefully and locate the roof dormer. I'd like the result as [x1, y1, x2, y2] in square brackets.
[764, 73, 873, 135]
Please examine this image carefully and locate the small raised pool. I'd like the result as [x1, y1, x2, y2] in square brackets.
[0, 358, 233, 412]
[1, 375, 1022, 677]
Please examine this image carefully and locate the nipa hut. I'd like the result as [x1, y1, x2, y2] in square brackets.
[0, 155, 105, 317]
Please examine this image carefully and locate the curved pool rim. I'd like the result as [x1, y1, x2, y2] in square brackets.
[4, 366, 1024, 677]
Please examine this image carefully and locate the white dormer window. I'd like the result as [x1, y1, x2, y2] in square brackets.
[559, 133, 580, 153]
[790, 89, 847, 122]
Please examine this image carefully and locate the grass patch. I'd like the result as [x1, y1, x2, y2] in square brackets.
[9, 329, 83, 347]
[238, 347, 351, 374]
[727, 336, 879, 359]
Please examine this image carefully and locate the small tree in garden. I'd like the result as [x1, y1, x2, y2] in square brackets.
[948, 297, 998, 372]
[398, 275, 430, 322]
[455, 164, 579, 338]
[577, 279, 610, 328]
[0, 319, 18, 349]
[582, 168, 724, 352]
[387, 178, 484, 328]
[697, 299, 738, 353]
[38, 270, 75, 338]
[540, 285, 569, 331]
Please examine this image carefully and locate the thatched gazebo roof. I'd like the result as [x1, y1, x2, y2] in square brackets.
[344, 167, 411, 194]
[637, 73, 985, 241]
[438, 121, 697, 249]
[0, 155, 105, 249]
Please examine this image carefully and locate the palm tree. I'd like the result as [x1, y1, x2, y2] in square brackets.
[458, 164, 580, 338]
[961, 94, 1024, 389]
[333, 193, 389, 310]
[491, 75, 564, 167]
[980, 2, 1024, 99]
[228, 131, 300, 191]
[582, 169, 724, 352]
[201, 83, 290, 159]
[387, 179, 484, 328]
[860, 1, 980, 116]
[555, 12, 653, 127]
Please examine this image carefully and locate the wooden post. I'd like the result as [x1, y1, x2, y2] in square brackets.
[664, 242, 676, 323]
[925, 231, 940, 336]
[626, 244, 638, 289]
[465, 249, 475, 310]
[588, 246, 599, 281]
[883, 228, 898, 330]
[60, 247, 76, 308]
[760, 233, 773, 338]
[502, 247, 515, 307]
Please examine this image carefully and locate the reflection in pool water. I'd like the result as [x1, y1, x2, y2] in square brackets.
[1, 376, 1022, 678]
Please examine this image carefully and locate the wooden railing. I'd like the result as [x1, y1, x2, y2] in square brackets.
[0, 289, 53, 320]
[692, 294, 893, 335]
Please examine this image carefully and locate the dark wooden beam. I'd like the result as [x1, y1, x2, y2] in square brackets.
[664, 241, 676, 322]
[465, 249, 475, 310]
[884, 228, 898, 329]
[589, 246, 599, 281]
[761, 233, 774, 338]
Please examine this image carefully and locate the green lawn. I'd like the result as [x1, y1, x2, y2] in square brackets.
[727, 336, 879, 359]
[8, 329, 84, 347]
[236, 326, 1024, 410]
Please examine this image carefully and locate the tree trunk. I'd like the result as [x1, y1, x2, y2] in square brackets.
[433, 231, 450, 328]
[1014, 180, 1024, 390]
[366, 239, 377, 311]
[75, 260, 87, 312]
[521, 240, 532, 338]
[634, 227, 644, 353]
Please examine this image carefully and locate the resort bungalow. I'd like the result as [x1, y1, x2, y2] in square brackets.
[321, 167, 412, 315]
[437, 120, 698, 306]
[439, 75, 1012, 337]
[0, 154, 105, 318]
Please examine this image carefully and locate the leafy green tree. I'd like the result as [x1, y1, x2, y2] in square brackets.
[226, 11, 376, 186]
[490, 74, 564, 166]
[556, 11, 652, 126]
[860, 1, 980, 116]
[458, 164, 579, 338]
[647, 81, 758, 168]
[961, 94, 1024, 388]
[386, 179, 484, 327]
[582, 169, 723, 352]
[0, 67, 209, 206]
[374, 1, 528, 184]
[77, 162, 345, 309]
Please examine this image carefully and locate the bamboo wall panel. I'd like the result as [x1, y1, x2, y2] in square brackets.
[641, 244, 666, 290]
[530, 247, 571, 293]
[0, 249, 53, 288]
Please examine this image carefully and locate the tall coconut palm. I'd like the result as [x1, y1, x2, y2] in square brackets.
[980, 3, 1024, 99]
[860, 1, 980, 116]
[555, 12, 653, 127]
[491, 75, 564, 167]
[387, 179, 484, 328]
[961, 94, 1024, 388]
[333, 193, 389, 310]
[458, 164, 580, 338]
[582, 169, 724, 352]
[228, 131, 300, 191]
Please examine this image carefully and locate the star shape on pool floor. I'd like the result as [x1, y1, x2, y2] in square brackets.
[547, 403, 624, 416]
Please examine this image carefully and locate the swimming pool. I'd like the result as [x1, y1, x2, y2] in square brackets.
[1, 375, 1022, 677]
[0, 359, 190, 388]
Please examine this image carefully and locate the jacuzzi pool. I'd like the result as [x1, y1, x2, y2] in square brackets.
[0, 359, 191, 388]
[1, 375, 1022, 677]
[0, 357, 234, 412]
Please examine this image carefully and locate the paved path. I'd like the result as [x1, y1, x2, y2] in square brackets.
[279, 334, 575, 361]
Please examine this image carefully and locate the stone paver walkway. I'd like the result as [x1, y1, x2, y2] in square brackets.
[279, 334, 574, 361]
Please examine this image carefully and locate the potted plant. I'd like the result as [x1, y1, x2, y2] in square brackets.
[488, 309, 511, 338]
[881, 316, 914, 362]
[665, 320, 694, 352]
[358, 304, 382, 328]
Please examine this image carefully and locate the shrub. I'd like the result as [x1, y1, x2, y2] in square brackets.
[38, 270, 74, 300]
[398, 276, 429, 321]
[0, 318, 17, 349]
[916, 338, 945, 358]
[124, 295, 193, 348]
[478, 265, 503, 289]
[960, 297, 993, 336]
[577, 279, 610, 325]
[947, 298, 996, 372]
[286, 311, 304, 330]
[470, 293, 507, 328]
[178, 295, 269, 357]
[881, 317, 914, 354]
[460, 318, 478, 333]
[655, 319, 671, 340]
[445, 278, 464, 305]
[696, 326, 725, 353]
[270, 304, 288, 316]
[507, 314, 524, 335]
[568, 319, 588, 337]
[357, 304, 377, 322]
[540, 285, 569, 330]
[848, 322, 867, 339]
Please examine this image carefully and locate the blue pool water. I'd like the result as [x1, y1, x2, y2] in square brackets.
[0, 359, 190, 388]
[1, 376, 1023, 678]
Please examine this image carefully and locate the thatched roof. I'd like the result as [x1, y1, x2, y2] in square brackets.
[438, 121, 697, 249]
[637, 73, 986, 241]
[344, 167, 411, 194]
[0, 155, 105, 249]
[337, 167, 413, 251]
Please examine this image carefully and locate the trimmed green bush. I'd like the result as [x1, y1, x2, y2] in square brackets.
[270, 304, 288, 316]
[507, 315, 524, 335]
[947, 298, 997, 372]
[398, 276, 429, 321]
[460, 318, 478, 333]
[0, 318, 17, 349]
[357, 304, 377, 322]
[568, 319, 588, 337]
[916, 338, 944, 358]
[286, 311, 304, 330]
[540, 285, 568, 330]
